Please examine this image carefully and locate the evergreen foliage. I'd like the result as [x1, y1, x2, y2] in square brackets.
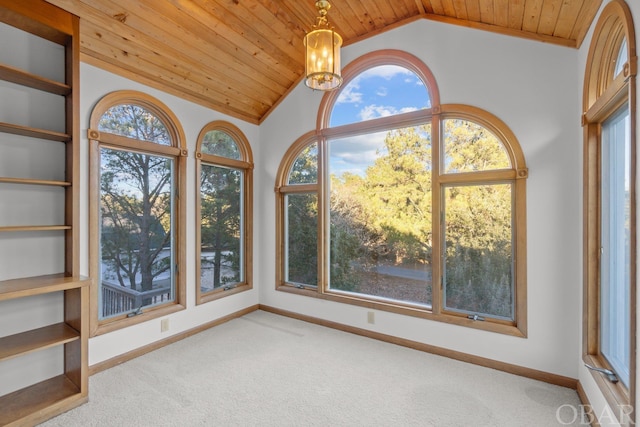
[287, 119, 514, 318]
[200, 130, 243, 290]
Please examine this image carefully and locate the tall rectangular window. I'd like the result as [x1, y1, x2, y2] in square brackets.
[285, 193, 318, 287]
[327, 126, 433, 307]
[200, 164, 243, 292]
[442, 183, 514, 320]
[600, 105, 631, 386]
[99, 148, 176, 319]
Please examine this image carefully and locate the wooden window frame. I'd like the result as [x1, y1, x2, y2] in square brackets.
[88, 90, 187, 336]
[275, 50, 528, 337]
[195, 121, 254, 305]
[582, 0, 638, 422]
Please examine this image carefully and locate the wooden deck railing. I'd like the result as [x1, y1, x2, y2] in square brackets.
[101, 281, 171, 317]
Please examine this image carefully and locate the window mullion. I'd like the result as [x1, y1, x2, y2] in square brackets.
[318, 136, 328, 295]
[431, 112, 442, 314]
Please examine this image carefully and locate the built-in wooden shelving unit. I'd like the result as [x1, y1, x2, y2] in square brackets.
[0, 0, 88, 425]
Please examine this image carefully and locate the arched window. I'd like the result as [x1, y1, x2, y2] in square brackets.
[582, 0, 637, 419]
[276, 50, 528, 336]
[195, 121, 253, 304]
[88, 91, 187, 335]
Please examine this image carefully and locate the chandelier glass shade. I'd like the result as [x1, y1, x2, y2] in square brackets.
[304, 0, 343, 91]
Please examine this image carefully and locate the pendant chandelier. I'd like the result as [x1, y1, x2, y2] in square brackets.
[304, 0, 343, 91]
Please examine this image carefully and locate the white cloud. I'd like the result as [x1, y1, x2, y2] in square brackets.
[375, 86, 388, 97]
[335, 65, 412, 106]
[329, 132, 388, 176]
[359, 104, 418, 121]
[335, 80, 362, 105]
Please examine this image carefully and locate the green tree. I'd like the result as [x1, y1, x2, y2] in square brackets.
[330, 126, 433, 267]
[364, 126, 432, 264]
[287, 193, 318, 286]
[200, 130, 243, 289]
[443, 184, 513, 317]
[328, 120, 513, 316]
[289, 143, 318, 184]
[290, 121, 513, 315]
[441, 120, 513, 317]
[201, 165, 241, 289]
[442, 119, 509, 173]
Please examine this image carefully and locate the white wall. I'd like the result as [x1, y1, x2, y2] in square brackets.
[79, 64, 261, 366]
[260, 19, 583, 378]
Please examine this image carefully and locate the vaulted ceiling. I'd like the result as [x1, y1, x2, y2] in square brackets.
[44, 0, 602, 124]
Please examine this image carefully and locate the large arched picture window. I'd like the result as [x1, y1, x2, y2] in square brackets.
[195, 121, 253, 304]
[88, 91, 187, 335]
[582, 0, 637, 420]
[276, 50, 528, 336]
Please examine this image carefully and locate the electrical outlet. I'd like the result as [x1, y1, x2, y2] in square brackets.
[367, 311, 375, 324]
[161, 318, 170, 332]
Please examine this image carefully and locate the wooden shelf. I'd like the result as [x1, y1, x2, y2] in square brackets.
[0, 375, 84, 427]
[0, 274, 89, 301]
[0, 63, 70, 96]
[0, 177, 71, 187]
[0, 225, 71, 233]
[0, 3, 87, 425]
[0, 122, 70, 142]
[0, 323, 79, 362]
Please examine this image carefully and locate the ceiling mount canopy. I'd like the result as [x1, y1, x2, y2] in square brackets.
[304, 0, 343, 91]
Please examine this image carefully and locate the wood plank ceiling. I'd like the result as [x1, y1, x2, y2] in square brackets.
[43, 0, 602, 124]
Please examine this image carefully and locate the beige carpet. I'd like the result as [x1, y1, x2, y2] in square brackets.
[40, 310, 583, 426]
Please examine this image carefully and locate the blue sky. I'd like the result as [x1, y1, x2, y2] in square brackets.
[330, 65, 430, 126]
[329, 65, 430, 177]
